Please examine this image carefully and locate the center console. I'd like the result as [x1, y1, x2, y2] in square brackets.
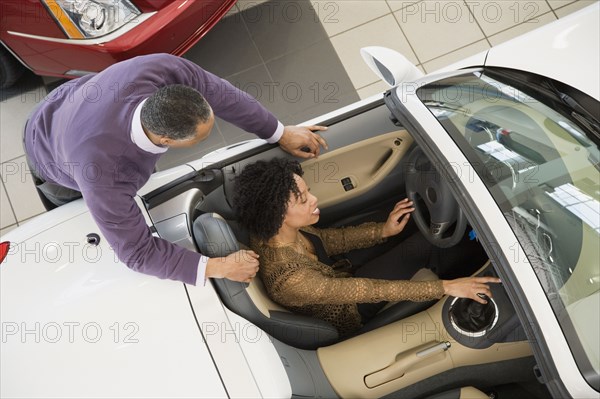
[318, 262, 533, 398]
[442, 267, 525, 349]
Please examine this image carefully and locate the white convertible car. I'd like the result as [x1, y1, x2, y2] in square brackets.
[1, 4, 598, 399]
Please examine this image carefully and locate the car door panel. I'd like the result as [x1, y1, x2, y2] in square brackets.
[302, 130, 413, 210]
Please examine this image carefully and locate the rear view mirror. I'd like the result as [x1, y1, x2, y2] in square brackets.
[360, 46, 424, 87]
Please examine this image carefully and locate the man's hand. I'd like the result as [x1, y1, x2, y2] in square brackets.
[381, 199, 415, 238]
[279, 125, 328, 159]
[205, 250, 260, 283]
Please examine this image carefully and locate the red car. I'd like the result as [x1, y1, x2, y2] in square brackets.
[0, 0, 236, 88]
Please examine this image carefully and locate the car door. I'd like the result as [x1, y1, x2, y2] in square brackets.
[0, 200, 229, 398]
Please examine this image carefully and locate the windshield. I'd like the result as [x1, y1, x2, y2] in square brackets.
[417, 70, 600, 387]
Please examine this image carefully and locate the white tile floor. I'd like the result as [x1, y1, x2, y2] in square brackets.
[0, 0, 596, 236]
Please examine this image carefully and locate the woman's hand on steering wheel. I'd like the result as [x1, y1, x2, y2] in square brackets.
[381, 198, 415, 239]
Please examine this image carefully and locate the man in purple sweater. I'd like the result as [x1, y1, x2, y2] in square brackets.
[23, 53, 327, 285]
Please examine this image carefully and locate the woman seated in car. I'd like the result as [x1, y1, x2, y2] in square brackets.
[234, 158, 500, 337]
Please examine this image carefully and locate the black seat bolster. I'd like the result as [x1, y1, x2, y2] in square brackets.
[193, 213, 240, 257]
[212, 278, 339, 350]
[268, 311, 339, 349]
[226, 220, 251, 248]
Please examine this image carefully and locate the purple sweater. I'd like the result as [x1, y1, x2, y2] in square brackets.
[24, 54, 279, 284]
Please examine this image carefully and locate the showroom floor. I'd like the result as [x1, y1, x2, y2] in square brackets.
[0, 0, 595, 236]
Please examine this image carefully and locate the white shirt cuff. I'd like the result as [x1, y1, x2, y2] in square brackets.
[196, 256, 209, 286]
[265, 121, 284, 144]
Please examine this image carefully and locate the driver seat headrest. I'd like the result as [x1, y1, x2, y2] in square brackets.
[192, 213, 240, 256]
[192, 213, 339, 350]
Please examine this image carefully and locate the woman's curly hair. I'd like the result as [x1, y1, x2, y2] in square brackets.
[234, 158, 304, 241]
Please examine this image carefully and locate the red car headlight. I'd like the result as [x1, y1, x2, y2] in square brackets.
[41, 0, 141, 39]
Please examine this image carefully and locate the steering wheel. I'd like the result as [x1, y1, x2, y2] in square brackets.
[405, 146, 467, 248]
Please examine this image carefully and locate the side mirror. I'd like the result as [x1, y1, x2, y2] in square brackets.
[360, 46, 424, 87]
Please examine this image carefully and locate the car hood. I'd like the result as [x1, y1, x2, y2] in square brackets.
[435, 3, 599, 101]
[484, 3, 599, 101]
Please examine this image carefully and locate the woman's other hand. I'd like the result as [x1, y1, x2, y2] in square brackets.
[381, 198, 415, 238]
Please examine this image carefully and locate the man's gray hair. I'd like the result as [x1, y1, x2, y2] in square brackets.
[141, 84, 212, 140]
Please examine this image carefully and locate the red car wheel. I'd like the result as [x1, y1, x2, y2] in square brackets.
[0, 46, 24, 89]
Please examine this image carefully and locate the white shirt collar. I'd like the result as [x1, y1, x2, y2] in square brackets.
[131, 99, 168, 154]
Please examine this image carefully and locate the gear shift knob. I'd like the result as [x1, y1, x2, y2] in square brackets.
[476, 293, 489, 301]
[449, 296, 497, 335]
